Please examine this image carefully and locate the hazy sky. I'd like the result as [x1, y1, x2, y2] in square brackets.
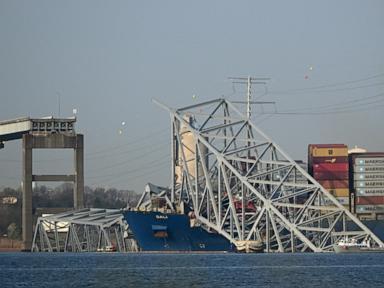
[0, 0, 383, 193]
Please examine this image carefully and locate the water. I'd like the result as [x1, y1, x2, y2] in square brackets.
[0, 253, 384, 287]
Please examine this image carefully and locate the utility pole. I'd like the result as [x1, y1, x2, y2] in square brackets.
[247, 76, 251, 118]
[228, 76, 271, 118]
[229, 76, 272, 217]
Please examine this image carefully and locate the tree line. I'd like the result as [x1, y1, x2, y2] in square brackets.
[0, 184, 141, 240]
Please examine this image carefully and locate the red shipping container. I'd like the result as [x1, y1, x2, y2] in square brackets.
[313, 163, 349, 172]
[356, 196, 384, 205]
[318, 180, 349, 189]
[313, 171, 349, 181]
[310, 156, 349, 164]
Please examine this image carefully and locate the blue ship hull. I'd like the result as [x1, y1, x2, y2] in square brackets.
[123, 212, 384, 252]
[362, 220, 384, 241]
[123, 211, 234, 252]
[340, 220, 384, 241]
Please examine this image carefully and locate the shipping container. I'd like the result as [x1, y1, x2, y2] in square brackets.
[273, 174, 308, 183]
[356, 188, 384, 196]
[309, 144, 347, 148]
[354, 158, 384, 166]
[349, 153, 384, 202]
[313, 171, 349, 181]
[353, 166, 384, 173]
[327, 188, 349, 197]
[309, 144, 347, 151]
[355, 181, 384, 188]
[308, 156, 348, 175]
[324, 196, 349, 205]
[349, 152, 384, 158]
[308, 144, 347, 158]
[313, 163, 349, 172]
[310, 156, 349, 164]
[356, 196, 384, 205]
[353, 173, 384, 181]
[311, 147, 348, 157]
[318, 180, 349, 189]
[355, 205, 384, 213]
[308, 144, 348, 175]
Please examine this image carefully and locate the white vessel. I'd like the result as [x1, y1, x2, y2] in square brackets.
[333, 237, 384, 253]
[333, 237, 368, 253]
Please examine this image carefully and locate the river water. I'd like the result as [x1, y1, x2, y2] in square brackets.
[0, 252, 383, 287]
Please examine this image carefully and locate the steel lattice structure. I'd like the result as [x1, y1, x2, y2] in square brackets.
[155, 98, 384, 252]
[32, 208, 132, 252]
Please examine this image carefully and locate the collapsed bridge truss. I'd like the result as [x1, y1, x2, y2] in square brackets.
[156, 98, 384, 252]
[32, 208, 131, 252]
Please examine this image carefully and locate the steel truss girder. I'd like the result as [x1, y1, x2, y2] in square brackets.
[154, 98, 384, 252]
[31, 209, 127, 252]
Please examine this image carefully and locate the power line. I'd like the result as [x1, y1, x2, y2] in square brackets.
[85, 127, 169, 156]
[269, 81, 384, 95]
[264, 102, 384, 115]
[248, 90, 384, 116]
[280, 92, 384, 113]
[269, 72, 384, 94]
[86, 154, 169, 179]
[87, 157, 169, 186]
[86, 137, 169, 161]
[87, 146, 169, 173]
[0, 131, 169, 163]
[91, 161, 169, 187]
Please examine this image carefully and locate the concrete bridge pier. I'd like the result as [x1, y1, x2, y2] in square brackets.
[21, 133, 84, 251]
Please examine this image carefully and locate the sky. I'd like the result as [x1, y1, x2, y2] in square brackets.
[0, 0, 383, 193]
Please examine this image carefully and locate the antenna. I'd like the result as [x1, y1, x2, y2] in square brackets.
[56, 92, 61, 117]
[228, 76, 271, 118]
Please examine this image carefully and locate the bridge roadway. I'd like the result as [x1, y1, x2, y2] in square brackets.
[0, 116, 76, 146]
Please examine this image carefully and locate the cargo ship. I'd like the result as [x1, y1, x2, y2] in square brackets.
[357, 220, 384, 241]
[123, 209, 384, 253]
[122, 183, 261, 253]
[123, 210, 234, 252]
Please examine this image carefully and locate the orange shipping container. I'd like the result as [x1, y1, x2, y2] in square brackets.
[311, 147, 348, 157]
[327, 188, 349, 197]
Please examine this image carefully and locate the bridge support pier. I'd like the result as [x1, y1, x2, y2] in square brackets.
[21, 133, 84, 251]
[22, 136, 33, 251]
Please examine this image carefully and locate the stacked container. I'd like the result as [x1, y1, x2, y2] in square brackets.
[308, 144, 350, 209]
[349, 153, 384, 218]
